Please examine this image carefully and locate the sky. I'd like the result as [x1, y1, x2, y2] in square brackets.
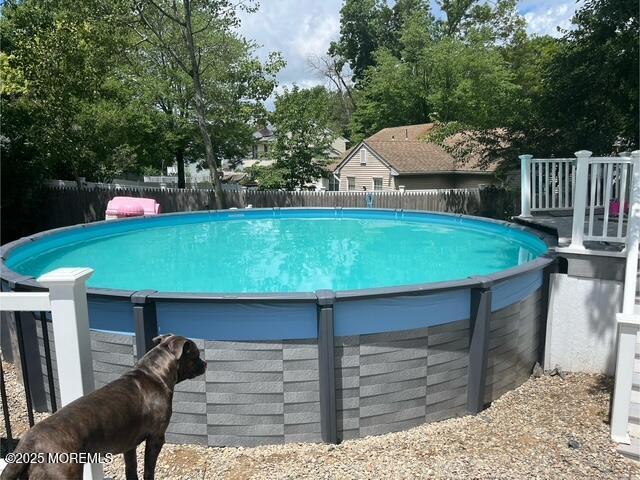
[238, 0, 584, 108]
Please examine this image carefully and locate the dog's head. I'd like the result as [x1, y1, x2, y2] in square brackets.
[152, 334, 207, 383]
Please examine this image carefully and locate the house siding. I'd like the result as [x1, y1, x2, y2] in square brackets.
[338, 146, 394, 191]
[396, 173, 496, 190]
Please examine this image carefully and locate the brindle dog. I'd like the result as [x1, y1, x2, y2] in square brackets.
[1, 334, 206, 480]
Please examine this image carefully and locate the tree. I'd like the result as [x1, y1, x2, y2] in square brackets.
[0, 0, 169, 181]
[243, 163, 286, 190]
[0, 0, 170, 242]
[437, 0, 525, 44]
[350, 49, 428, 141]
[308, 54, 356, 135]
[133, 0, 228, 207]
[127, 18, 281, 188]
[329, 0, 432, 81]
[529, 0, 639, 154]
[268, 86, 336, 190]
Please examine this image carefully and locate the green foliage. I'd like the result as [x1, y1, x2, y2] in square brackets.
[243, 164, 287, 190]
[269, 86, 335, 190]
[423, 38, 519, 128]
[329, 0, 432, 81]
[350, 49, 428, 141]
[527, 0, 639, 155]
[351, 32, 520, 140]
[437, 0, 525, 44]
[0, 0, 170, 181]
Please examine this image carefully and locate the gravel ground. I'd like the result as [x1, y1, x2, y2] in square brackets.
[1, 360, 638, 479]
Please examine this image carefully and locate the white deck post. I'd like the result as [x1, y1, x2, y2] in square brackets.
[610, 150, 640, 444]
[611, 314, 639, 444]
[38, 268, 103, 480]
[568, 150, 592, 249]
[519, 154, 533, 217]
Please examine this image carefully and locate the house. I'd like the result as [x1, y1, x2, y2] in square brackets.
[237, 125, 350, 190]
[249, 126, 275, 160]
[164, 125, 350, 189]
[332, 123, 498, 191]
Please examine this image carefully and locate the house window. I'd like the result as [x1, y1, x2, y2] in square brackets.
[263, 144, 269, 154]
[329, 176, 339, 191]
[360, 148, 367, 165]
[347, 177, 356, 191]
[252, 145, 258, 159]
[373, 178, 383, 191]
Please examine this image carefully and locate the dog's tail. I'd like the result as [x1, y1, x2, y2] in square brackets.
[0, 459, 28, 480]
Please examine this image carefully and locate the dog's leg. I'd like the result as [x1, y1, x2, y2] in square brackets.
[142, 435, 164, 480]
[124, 449, 138, 480]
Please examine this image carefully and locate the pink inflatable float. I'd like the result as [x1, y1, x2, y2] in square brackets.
[105, 196, 161, 220]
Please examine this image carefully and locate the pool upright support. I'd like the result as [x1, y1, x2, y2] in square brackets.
[131, 290, 159, 358]
[467, 279, 492, 414]
[539, 255, 558, 363]
[316, 290, 338, 444]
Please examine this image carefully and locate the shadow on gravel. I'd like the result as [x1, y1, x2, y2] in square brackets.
[586, 375, 614, 426]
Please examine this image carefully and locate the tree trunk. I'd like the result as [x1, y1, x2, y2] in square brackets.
[181, 0, 225, 209]
[176, 148, 186, 188]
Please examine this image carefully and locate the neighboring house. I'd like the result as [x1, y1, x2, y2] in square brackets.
[165, 125, 350, 189]
[332, 123, 498, 191]
[249, 127, 275, 160]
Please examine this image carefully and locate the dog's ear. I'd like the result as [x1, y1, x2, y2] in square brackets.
[152, 334, 173, 346]
[164, 336, 188, 360]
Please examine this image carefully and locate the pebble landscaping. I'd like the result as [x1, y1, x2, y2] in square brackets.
[1, 361, 637, 479]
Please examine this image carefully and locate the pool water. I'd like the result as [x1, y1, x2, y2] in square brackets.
[6, 211, 547, 293]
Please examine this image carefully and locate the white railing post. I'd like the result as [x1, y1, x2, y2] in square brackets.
[622, 150, 640, 313]
[519, 154, 533, 217]
[611, 314, 639, 444]
[38, 267, 103, 480]
[568, 150, 592, 249]
[610, 149, 640, 444]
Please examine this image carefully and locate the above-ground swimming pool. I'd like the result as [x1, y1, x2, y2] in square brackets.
[5, 209, 547, 294]
[0, 208, 555, 446]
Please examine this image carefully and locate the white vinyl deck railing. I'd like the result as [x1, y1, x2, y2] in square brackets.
[521, 149, 640, 444]
[611, 155, 640, 444]
[0, 268, 102, 480]
[520, 150, 640, 248]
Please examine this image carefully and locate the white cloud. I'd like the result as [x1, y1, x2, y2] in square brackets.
[237, 0, 342, 100]
[520, 0, 584, 37]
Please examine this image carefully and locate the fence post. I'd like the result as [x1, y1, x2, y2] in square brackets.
[131, 291, 159, 359]
[38, 267, 103, 480]
[568, 150, 592, 249]
[467, 279, 492, 414]
[316, 290, 337, 444]
[519, 154, 533, 217]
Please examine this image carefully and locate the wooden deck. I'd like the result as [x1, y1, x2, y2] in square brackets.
[516, 212, 626, 252]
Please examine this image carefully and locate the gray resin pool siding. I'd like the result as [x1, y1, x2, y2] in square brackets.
[0, 208, 555, 447]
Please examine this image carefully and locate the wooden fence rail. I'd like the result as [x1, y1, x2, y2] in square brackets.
[38, 186, 519, 232]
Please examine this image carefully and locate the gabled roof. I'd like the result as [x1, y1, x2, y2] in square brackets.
[333, 123, 497, 175]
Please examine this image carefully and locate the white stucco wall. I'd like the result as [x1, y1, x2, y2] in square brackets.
[545, 273, 623, 375]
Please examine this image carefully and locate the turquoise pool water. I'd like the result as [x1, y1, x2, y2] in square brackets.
[5, 210, 547, 293]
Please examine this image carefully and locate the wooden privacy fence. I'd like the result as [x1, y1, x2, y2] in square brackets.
[40, 185, 518, 231]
